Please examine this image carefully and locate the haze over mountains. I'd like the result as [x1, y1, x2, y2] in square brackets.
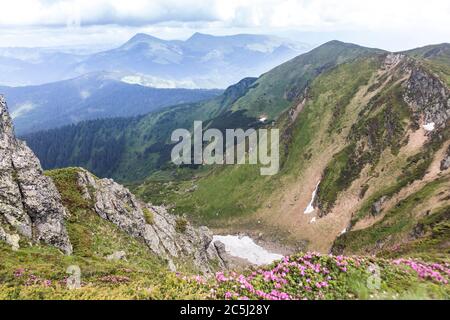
[1, 72, 222, 135]
[0, 32, 308, 134]
[23, 40, 450, 260]
[1, 36, 449, 300]
[0, 32, 309, 88]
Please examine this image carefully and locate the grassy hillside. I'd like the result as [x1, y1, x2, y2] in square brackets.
[134, 44, 450, 259]
[20, 41, 450, 263]
[23, 41, 381, 183]
[0, 168, 207, 299]
[139, 56, 382, 222]
[0, 168, 448, 300]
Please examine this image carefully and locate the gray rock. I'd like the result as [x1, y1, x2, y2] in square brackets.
[0, 96, 72, 254]
[210, 240, 252, 269]
[403, 62, 450, 130]
[0, 225, 20, 251]
[441, 146, 450, 171]
[372, 196, 388, 216]
[76, 168, 226, 273]
[106, 250, 127, 261]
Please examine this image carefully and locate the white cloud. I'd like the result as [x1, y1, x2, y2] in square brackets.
[0, 0, 449, 50]
[0, 0, 222, 26]
[0, 0, 448, 31]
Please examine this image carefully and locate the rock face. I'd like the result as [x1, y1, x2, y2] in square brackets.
[371, 196, 388, 216]
[220, 77, 258, 106]
[441, 146, 450, 171]
[404, 63, 450, 130]
[76, 168, 226, 272]
[0, 96, 224, 271]
[0, 95, 72, 253]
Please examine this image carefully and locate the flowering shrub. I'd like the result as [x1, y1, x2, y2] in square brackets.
[6, 253, 449, 300]
[13, 268, 55, 287]
[99, 275, 131, 284]
[393, 258, 449, 284]
[180, 252, 450, 300]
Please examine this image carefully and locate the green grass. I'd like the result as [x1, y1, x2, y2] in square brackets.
[381, 205, 450, 260]
[147, 57, 380, 224]
[208, 253, 449, 300]
[333, 177, 450, 256]
[142, 208, 154, 225]
[317, 143, 360, 213]
[352, 128, 449, 224]
[0, 242, 210, 300]
[1, 166, 449, 300]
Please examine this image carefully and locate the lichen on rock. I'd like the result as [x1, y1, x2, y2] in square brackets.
[75, 168, 226, 272]
[0, 95, 72, 254]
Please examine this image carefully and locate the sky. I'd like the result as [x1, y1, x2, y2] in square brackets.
[0, 0, 449, 51]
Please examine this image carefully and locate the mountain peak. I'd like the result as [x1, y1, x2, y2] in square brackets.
[186, 32, 214, 42]
[120, 33, 166, 49]
[321, 40, 371, 49]
[308, 40, 385, 56]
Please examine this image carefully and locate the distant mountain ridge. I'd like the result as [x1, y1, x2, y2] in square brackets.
[0, 72, 222, 134]
[22, 41, 450, 261]
[22, 40, 381, 181]
[0, 32, 310, 88]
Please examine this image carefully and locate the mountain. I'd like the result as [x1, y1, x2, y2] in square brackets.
[0, 96, 226, 273]
[0, 47, 85, 87]
[21, 41, 450, 262]
[0, 72, 221, 134]
[72, 32, 309, 89]
[163, 43, 450, 260]
[22, 41, 377, 181]
[0, 33, 310, 89]
[0, 47, 450, 300]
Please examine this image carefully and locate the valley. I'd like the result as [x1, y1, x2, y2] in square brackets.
[1, 39, 449, 300]
[21, 42, 450, 259]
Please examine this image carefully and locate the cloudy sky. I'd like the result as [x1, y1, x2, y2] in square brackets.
[0, 0, 449, 51]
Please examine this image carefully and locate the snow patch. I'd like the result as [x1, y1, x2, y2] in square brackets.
[246, 43, 277, 53]
[304, 181, 320, 214]
[121, 74, 197, 89]
[201, 49, 224, 62]
[80, 90, 91, 99]
[423, 122, 435, 131]
[213, 235, 283, 265]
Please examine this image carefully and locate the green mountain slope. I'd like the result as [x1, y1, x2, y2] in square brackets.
[23, 41, 381, 182]
[22, 41, 450, 260]
[1, 167, 448, 300]
[0, 167, 209, 299]
[136, 44, 450, 259]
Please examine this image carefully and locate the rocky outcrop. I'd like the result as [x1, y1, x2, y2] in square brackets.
[221, 77, 258, 107]
[76, 168, 225, 273]
[0, 95, 72, 253]
[441, 146, 450, 171]
[403, 63, 450, 130]
[371, 196, 388, 216]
